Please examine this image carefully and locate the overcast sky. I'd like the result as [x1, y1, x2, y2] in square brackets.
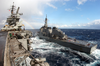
[0, 0, 100, 29]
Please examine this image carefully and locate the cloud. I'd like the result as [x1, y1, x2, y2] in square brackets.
[91, 19, 100, 25]
[22, 19, 100, 29]
[0, 0, 57, 29]
[65, 8, 74, 11]
[0, 20, 6, 25]
[63, 3, 66, 5]
[0, 0, 52, 17]
[46, 3, 57, 9]
[49, 19, 100, 29]
[0, 20, 7, 29]
[64, 0, 70, 1]
[77, 0, 87, 5]
[79, 19, 100, 29]
[24, 22, 44, 29]
[81, 15, 83, 17]
[87, 18, 90, 20]
[76, 6, 81, 10]
[63, 0, 71, 5]
[80, 19, 100, 27]
[81, 19, 100, 29]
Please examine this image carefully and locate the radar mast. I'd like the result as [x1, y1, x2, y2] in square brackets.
[1, 2, 24, 31]
[44, 14, 48, 27]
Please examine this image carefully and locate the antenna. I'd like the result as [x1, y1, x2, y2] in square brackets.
[46, 14, 47, 18]
[13, 2, 14, 5]
[11, 2, 16, 14]
[44, 14, 48, 27]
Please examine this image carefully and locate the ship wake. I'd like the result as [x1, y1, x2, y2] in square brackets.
[30, 36, 100, 66]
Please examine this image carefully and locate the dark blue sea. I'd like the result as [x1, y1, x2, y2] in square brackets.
[28, 29, 100, 66]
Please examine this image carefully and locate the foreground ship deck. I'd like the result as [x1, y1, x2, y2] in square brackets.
[0, 31, 49, 66]
[2, 31, 31, 66]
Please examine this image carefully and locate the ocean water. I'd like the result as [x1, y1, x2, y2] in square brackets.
[28, 29, 100, 66]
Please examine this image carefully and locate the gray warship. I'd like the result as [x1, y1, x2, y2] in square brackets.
[38, 15, 97, 54]
[0, 3, 49, 66]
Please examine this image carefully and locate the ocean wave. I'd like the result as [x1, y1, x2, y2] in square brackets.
[30, 36, 100, 66]
[88, 41, 100, 49]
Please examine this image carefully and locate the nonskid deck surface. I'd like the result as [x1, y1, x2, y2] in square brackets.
[5, 37, 30, 66]
[0, 32, 8, 66]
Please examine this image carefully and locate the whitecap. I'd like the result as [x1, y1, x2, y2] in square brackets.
[91, 49, 100, 59]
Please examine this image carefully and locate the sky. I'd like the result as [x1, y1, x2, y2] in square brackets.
[0, 0, 100, 29]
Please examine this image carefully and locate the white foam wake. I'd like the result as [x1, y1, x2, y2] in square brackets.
[85, 49, 100, 66]
[30, 36, 100, 66]
[30, 36, 65, 53]
[91, 49, 100, 59]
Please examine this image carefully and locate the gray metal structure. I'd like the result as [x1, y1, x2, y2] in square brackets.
[1, 2, 23, 31]
[0, 3, 49, 66]
[38, 15, 97, 54]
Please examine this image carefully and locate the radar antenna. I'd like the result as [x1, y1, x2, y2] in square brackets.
[11, 2, 15, 14]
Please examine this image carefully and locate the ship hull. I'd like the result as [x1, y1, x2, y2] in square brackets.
[38, 34, 97, 54]
[0, 31, 8, 66]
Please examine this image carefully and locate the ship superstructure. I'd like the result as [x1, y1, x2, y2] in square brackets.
[1, 2, 23, 31]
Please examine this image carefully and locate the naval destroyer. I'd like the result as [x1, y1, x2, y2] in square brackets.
[0, 3, 49, 66]
[38, 15, 97, 54]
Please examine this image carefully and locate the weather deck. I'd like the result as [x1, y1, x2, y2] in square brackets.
[1, 31, 30, 66]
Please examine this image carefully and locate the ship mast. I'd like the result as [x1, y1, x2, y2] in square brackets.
[44, 14, 48, 27]
[6, 2, 23, 26]
[11, 2, 15, 15]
